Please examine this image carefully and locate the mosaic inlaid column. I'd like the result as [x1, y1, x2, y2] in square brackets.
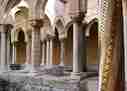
[98, 0, 124, 91]
[122, 0, 127, 90]
[30, 19, 43, 72]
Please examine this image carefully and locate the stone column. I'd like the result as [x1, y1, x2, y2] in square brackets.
[41, 41, 46, 65]
[67, 0, 87, 80]
[30, 19, 43, 72]
[6, 25, 13, 65]
[49, 39, 53, 65]
[60, 39, 65, 66]
[0, 24, 12, 71]
[26, 39, 31, 64]
[7, 33, 10, 65]
[24, 39, 31, 70]
[98, 0, 124, 91]
[0, 25, 7, 71]
[12, 43, 16, 64]
[46, 39, 50, 65]
[71, 17, 85, 79]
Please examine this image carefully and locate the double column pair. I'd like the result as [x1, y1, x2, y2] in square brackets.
[41, 38, 53, 66]
[28, 19, 43, 72]
[0, 24, 13, 72]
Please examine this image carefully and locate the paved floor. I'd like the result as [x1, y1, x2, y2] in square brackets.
[87, 77, 98, 91]
[0, 66, 98, 91]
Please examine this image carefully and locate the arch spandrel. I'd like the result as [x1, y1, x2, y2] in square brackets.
[40, 14, 54, 37]
[26, 0, 48, 19]
[14, 6, 30, 32]
[0, 0, 48, 24]
[11, 27, 28, 43]
[54, 17, 65, 34]
[3, 13, 15, 24]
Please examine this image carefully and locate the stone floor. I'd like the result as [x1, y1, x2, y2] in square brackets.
[0, 65, 98, 91]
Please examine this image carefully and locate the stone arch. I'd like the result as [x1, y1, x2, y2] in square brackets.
[14, 5, 30, 42]
[40, 14, 53, 41]
[85, 18, 98, 37]
[15, 6, 29, 19]
[8, 0, 30, 19]
[55, 21, 74, 66]
[64, 24, 73, 65]
[85, 19, 99, 72]
[58, 20, 74, 39]
[52, 28, 61, 64]
[15, 28, 26, 64]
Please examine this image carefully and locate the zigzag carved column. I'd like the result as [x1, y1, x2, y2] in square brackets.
[30, 19, 43, 72]
[98, 0, 124, 91]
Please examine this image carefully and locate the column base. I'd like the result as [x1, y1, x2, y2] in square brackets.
[71, 72, 87, 80]
[29, 65, 39, 73]
[40, 63, 45, 67]
[22, 64, 33, 72]
[45, 64, 54, 68]
[0, 66, 8, 73]
[22, 64, 39, 74]
[59, 63, 64, 67]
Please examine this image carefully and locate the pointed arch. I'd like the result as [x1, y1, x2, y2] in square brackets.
[85, 18, 99, 71]
[16, 28, 26, 64]
[85, 18, 98, 37]
[54, 16, 65, 34]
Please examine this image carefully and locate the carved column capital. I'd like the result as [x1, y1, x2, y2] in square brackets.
[71, 14, 84, 23]
[0, 24, 13, 32]
[29, 19, 43, 29]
